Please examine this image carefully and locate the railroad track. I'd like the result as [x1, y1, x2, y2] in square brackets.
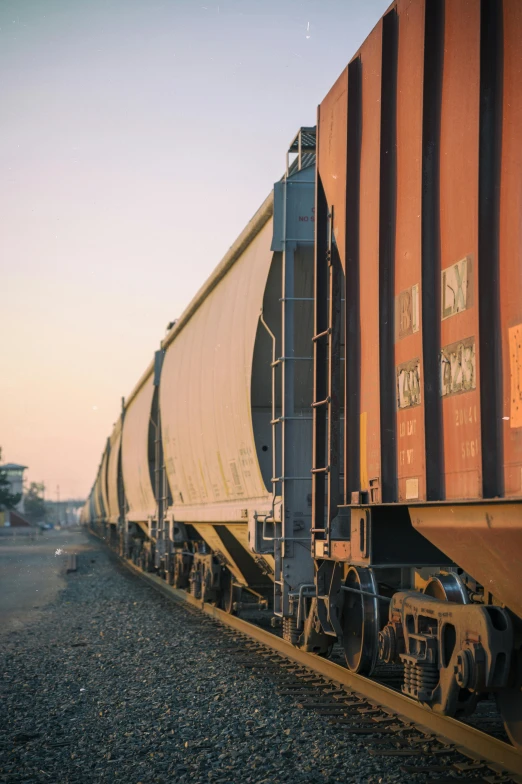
[104, 550, 522, 783]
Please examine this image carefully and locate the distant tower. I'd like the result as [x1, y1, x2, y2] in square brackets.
[0, 463, 28, 512]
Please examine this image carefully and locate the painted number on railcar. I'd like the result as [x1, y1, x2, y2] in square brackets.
[396, 359, 421, 409]
[440, 337, 476, 398]
[454, 405, 478, 427]
[441, 256, 473, 320]
[395, 284, 419, 340]
[461, 439, 479, 459]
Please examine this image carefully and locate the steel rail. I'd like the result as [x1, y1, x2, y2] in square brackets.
[118, 556, 522, 778]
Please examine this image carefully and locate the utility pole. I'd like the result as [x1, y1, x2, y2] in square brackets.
[57, 485, 60, 526]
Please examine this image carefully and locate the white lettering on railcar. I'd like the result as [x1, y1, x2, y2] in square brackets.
[396, 359, 421, 409]
[454, 405, 478, 427]
[395, 284, 420, 340]
[440, 337, 476, 398]
[399, 418, 417, 437]
[441, 256, 473, 320]
[461, 439, 479, 460]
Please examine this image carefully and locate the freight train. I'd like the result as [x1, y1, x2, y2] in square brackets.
[82, 0, 522, 748]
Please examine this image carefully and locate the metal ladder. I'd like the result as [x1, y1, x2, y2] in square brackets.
[265, 179, 316, 617]
[311, 202, 341, 559]
[274, 243, 314, 617]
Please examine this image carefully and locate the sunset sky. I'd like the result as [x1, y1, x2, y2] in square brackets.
[2, 0, 389, 499]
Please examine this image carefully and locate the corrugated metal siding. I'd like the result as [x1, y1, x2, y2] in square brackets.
[100, 447, 110, 519]
[107, 417, 122, 523]
[317, 69, 348, 271]
[160, 220, 274, 519]
[121, 373, 156, 522]
[93, 472, 103, 519]
[500, 0, 522, 497]
[318, 0, 522, 504]
[394, 0, 426, 503]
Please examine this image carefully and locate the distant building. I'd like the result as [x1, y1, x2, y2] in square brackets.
[0, 463, 28, 513]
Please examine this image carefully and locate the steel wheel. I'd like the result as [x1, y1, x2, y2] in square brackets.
[341, 566, 380, 675]
[423, 572, 469, 604]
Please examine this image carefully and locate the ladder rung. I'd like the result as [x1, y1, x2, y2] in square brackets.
[311, 466, 330, 474]
[312, 397, 330, 408]
[271, 416, 313, 424]
[271, 476, 311, 482]
[311, 528, 327, 533]
[271, 356, 313, 367]
[312, 328, 331, 342]
[279, 297, 314, 302]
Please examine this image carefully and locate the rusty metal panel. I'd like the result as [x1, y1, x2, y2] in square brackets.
[500, 0, 522, 496]
[394, 0, 425, 502]
[107, 417, 122, 523]
[121, 371, 156, 522]
[357, 23, 383, 503]
[318, 0, 522, 508]
[411, 503, 522, 620]
[439, 2, 481, 499]
[317, 69, 348, 271]
[160, 221, 274, 521]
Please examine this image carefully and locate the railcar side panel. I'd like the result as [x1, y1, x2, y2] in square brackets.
[500, 0, 522, 496]
[317, 69, 348, 271]
[160, 220, 274, 520]
[107, 417, 122, 524]
[394, 0, 426, 502]
[318, 0, 522, 506]
[353, 23, 383, 503]
[439, 1, 482, 500]
[100, 446, 110, 518]
[121, 373, 157, 522]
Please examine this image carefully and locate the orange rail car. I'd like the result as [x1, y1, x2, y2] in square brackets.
[312, 0, 522, 746]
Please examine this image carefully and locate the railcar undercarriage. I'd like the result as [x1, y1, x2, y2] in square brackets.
[296, 560, 522, 749]
[120, 522, 271, 616]
[93, 514, 522, 750]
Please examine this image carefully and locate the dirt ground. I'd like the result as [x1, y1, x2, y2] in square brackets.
[0, 528, 90, 635]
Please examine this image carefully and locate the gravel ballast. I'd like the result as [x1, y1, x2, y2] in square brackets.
[0, 531, 426, 783]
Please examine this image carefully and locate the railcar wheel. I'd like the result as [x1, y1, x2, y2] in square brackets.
[341, 566, 380, 675]
[423, 572, 469, 604]
[220, 569, 241, 615]
[497, 688, 522, 749]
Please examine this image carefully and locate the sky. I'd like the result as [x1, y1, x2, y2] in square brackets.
[1, 0, 390, 500]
